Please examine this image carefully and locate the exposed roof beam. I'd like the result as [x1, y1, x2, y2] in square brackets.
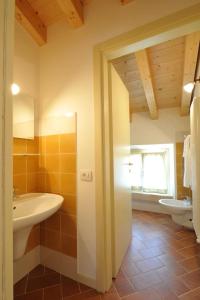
[15, 0, 47, 46]
[57, 0, 84, 28]
[181, 32, 200, 116]
[135, 50, 158, 119]
[120, 0, 135, 4]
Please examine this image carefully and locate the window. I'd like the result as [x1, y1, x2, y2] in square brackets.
[131, 145, 174, 195]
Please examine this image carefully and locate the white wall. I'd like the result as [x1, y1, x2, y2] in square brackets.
[131, 108, 190, 145]
[38, 0, 198, 281]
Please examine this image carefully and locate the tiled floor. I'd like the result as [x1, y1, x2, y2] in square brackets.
[14, 210, 200, 300]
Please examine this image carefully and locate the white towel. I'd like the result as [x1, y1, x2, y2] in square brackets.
[183, 134, 191, 188]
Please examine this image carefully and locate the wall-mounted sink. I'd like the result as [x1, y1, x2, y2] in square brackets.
[13, 193, 63, 260]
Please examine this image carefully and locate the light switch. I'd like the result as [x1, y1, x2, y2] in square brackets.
[80, 170, 93, 182]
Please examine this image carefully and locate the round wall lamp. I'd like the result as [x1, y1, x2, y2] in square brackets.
[183, 77, 200, 94]
[11, 83, 20, 95]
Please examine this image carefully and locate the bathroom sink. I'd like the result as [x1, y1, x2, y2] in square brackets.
[13, 193, 63, 260]
[13, 193, 63, 231]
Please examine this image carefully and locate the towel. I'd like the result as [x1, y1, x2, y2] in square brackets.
[183, 134, 191, 188]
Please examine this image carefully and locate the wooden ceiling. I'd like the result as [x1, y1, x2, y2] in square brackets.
[112, 32, 200, 119]
[15, 0, 134, 46]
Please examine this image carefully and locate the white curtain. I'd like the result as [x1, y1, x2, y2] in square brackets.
[132, 152, 168, 194]
[190, 97, 200, 243]
[143, 153, 167, 193]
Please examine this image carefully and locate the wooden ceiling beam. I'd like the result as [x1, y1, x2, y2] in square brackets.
[15, 0, 47, 46]
[181, 32, 200, 116]
[135, 50, 158, 119]
[57, 0, 84, 28]
[120, 0, 135, 4]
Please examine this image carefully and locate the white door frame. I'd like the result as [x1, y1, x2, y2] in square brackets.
[0, 0, 14, 299]
[94, 4, 200, 292]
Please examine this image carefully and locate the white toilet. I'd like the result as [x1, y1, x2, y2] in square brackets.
[159, 199, 193, 229]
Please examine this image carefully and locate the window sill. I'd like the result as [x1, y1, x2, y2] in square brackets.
[132, 191, 173, 197]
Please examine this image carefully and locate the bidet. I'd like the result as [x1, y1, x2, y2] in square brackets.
[159, 199, 193, 229]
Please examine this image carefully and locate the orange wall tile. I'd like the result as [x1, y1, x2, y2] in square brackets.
[60, 133, 76, 153]
[61, 234, 77, 258]
[13, 133, 77, 258]
[13, 138, 40, 254]
[176, 143, 192, 199]
[38, 133, 77, 258]
[61, 195, 76, 215]
[13, 137, 39, 195]
[25, 225, 40, 254]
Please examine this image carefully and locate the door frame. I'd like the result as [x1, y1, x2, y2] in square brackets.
[0, 0, 14, 299]
[94, 4, 200, 292]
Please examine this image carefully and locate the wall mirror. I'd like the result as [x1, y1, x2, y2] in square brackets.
[13, 93, 34, 139]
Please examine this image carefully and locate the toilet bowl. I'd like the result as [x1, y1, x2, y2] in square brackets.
[159, 199, 193, 229]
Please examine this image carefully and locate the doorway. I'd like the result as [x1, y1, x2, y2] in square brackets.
[94, 6, 200, 292]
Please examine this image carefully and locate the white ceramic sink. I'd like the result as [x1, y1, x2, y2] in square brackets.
[13, 193, 63, 260]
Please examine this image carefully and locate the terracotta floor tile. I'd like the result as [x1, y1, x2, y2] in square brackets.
[45, 266, 58, 275]
[181, 269, 200, 290]
[158, 252, 185, 265]
[113, 277, 136, 297]
[175, 230, 196, 240]
[157, 258, 186, 276]
[178, 237, 196, 248]
[135, 257, 164, 273]
[153, 283, 179, 300]
[79, 283, 92, 293]
[101, 286, 120, 300]
[44, 284, 62, 300]
[61, 275, 81, 297]
[14, 210, 200, 300]
[64, 290, 101, 300]
[179, 287, 200, 299]
[122, 262, 141, 277]
[14, 276, 28, 296]
[166, 239, 187, 251]
[14, 289, 43, 300]
[29, 264, 45, 278]
[178, 245, 200, 259]
[27, 272, 60, 292]
[129, 271, 162, 290]
[123, 253, 144, 263]
[139, 246, 164, 259]
[122, 287, 162, 300]
[156, 265, 186, 279]
[115, 269, 126, 279]
[162, 277, 189, 296]
[180, 256, 200, 272]
[128, 239, 146, 251]
[144, 237, 166, 248]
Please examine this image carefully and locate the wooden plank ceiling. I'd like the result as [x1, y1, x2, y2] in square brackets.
[112, 33, 200, 118]
[15, 0, 134, 45]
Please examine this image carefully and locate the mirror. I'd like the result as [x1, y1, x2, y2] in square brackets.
[13, 93, 34, 139]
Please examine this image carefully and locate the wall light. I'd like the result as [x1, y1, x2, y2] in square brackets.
[183, 77, 200, 94]
[183, 82, 195, 94]
[11, 83, 20, 95]
[64, 112, 74, 118]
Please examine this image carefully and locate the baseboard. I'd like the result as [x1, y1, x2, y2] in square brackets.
[77, 273, 96, 289]
[14, 246, 40, 284]
[40, 246, 78, 281]
[132, 199, 169, 214]
[14, 246, 97, 289]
